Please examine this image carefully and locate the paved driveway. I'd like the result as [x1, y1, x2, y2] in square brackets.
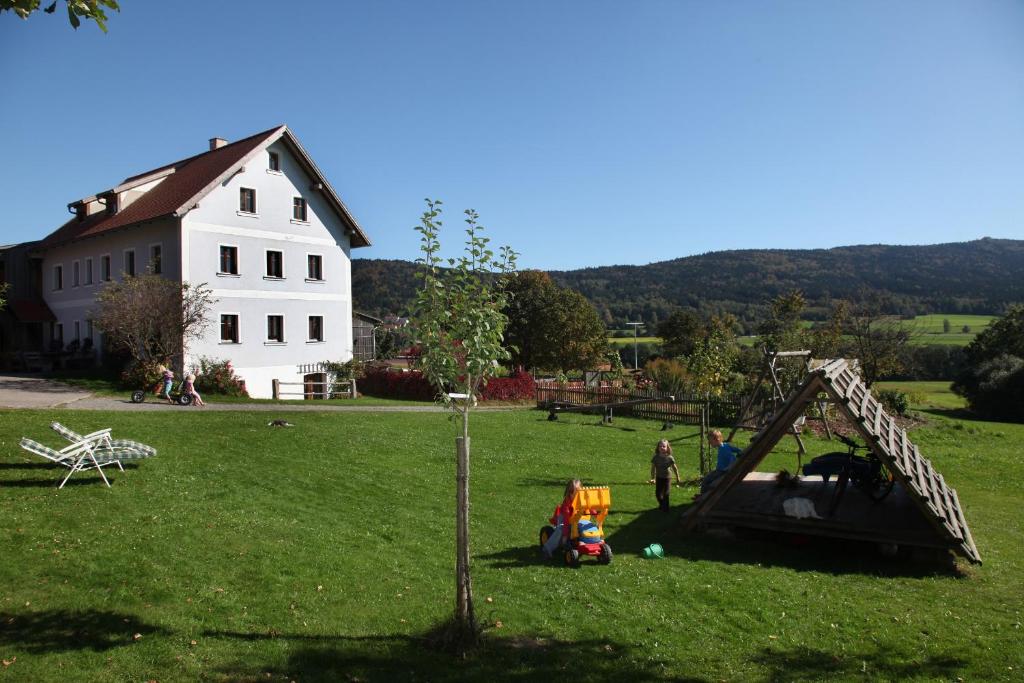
[0, 374, 94, 409]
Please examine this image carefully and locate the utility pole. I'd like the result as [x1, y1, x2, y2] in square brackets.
[627, 322, 643, 369]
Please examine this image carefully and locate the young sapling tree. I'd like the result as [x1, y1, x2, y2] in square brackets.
[412, 199, 516, 649]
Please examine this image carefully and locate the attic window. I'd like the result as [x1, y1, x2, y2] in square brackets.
[269, 151, 280, 172]
[104, 194, 118, 214]
[239, 187, 257, 214]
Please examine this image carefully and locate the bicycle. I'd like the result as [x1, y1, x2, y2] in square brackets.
[130, 379, 193, 406]
[802, 433, 896, 515]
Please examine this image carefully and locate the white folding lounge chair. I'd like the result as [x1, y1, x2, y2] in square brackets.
[50, 423, 158, 468]
[18, 437, 119, 489]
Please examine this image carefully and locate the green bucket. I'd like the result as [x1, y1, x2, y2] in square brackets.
[642, 543, 664, 559]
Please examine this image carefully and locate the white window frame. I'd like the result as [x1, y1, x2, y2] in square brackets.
[218, 243, 240, 277]
[267, 151, 282, 174]
[265, 313, 286, 345]
[219, 312, 241, 344]
[100, 253, 111, 282]
[291, 196, 309, 224]
[53, 322, 64, 345]
[305, 252, 324, 282]
[123, 248, 136, 278]
[237, 187, 258, 216]
[149, 242, 163, 275]
[72, 260, 80, 288]
[264, 248, 285, 280]
[53, 264, 63, 291]
[307, 314, 325, 343]
[84, 257, 94, 286]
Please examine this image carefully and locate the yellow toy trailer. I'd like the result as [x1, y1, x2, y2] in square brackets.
[539, 485, 613, 567]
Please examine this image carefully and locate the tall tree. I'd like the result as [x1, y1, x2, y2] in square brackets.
[953, 305, 1024, 422]
[842, 292, 910, 386]
[657, 309, 705, 358]
[502, 270, 607, 372]
[758, 290, 807, 353]
[91, 274, 213, 366]
[1, 0, 119, 31]
[412, 199, 516, 650]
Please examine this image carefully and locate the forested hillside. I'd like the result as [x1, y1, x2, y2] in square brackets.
[353, 238, 1024, 326]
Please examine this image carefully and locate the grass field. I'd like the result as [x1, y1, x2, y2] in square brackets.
[1, 402, 1021, 681]
[607, 336, 661, 347]
[626, 313, 997, 350]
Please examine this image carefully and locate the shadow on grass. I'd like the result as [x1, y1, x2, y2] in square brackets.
[0, 462, 141, 472]
[476, 544, 554, 569]
[916, 406, 1018, 425]
[535, 417, 639, 432]
[605, 508, 963, 578]
[0, 610, 167, 653]
[749, 643, 965, 681]
[205, 627, 684, 683]
[0, 475, 116, 488]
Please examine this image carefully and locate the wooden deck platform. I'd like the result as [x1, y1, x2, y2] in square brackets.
[702, 472, 948, 549]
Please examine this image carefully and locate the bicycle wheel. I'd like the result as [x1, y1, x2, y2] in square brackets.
[870, 463, 896, 501]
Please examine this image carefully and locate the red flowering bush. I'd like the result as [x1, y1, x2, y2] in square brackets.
[192, 357, 249, 397]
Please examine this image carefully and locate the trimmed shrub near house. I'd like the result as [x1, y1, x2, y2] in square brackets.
[192, 357, 248, 397]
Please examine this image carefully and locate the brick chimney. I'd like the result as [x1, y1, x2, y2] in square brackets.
[209, 137, 228, 151]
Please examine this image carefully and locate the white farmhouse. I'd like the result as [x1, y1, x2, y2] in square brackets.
[32, 125, 371, 397]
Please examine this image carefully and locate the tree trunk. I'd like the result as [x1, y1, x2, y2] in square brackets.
[454, 407, 477, 644]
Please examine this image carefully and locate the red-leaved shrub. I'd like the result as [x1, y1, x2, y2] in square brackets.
[479, 370, 536, 401]
[359, 367, 436, 401]
[359, 367, 536, 401]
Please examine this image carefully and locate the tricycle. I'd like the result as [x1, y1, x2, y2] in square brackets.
[539, 485, 613, 567]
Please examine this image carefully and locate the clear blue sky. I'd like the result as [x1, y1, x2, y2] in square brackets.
[2, 1, 1022, 270]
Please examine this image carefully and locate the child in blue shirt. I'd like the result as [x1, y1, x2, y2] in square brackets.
[700, 429, 742, 493]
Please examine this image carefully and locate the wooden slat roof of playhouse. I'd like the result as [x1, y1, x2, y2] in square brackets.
[682, 358, 981, 564]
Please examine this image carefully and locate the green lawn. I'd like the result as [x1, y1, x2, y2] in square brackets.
[874, 380, 967, 411]
[607, 336, 661, 347]
[1, 407, 1021, 681]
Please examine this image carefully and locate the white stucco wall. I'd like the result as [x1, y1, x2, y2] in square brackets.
[181, 140, 354, 398]
[42, 218, 181, 353]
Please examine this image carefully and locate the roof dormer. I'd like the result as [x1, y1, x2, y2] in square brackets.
[100, 191, 119, 215]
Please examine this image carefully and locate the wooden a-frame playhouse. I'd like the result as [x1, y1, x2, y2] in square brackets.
[681, 358, 981, 564]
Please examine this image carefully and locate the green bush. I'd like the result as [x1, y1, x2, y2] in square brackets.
[644, 358, 691, 397]
[876, 389, 910, 416]
[118, 359, 164, 391]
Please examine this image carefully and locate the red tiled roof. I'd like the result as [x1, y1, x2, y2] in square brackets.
[37, 126, 285, 249]
[8, 299, 57, 322]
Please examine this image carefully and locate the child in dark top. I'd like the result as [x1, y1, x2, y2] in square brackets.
[648, 439, 681, 512]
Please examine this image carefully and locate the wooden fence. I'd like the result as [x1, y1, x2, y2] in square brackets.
[535, 382, 739, 425]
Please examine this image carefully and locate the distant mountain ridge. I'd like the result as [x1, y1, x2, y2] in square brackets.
[352, 238, 1024, 326]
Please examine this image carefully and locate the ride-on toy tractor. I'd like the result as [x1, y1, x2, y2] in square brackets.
[539, 485, 613, 567]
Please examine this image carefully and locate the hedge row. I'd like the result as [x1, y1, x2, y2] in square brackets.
[359, 368, 536, 402]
